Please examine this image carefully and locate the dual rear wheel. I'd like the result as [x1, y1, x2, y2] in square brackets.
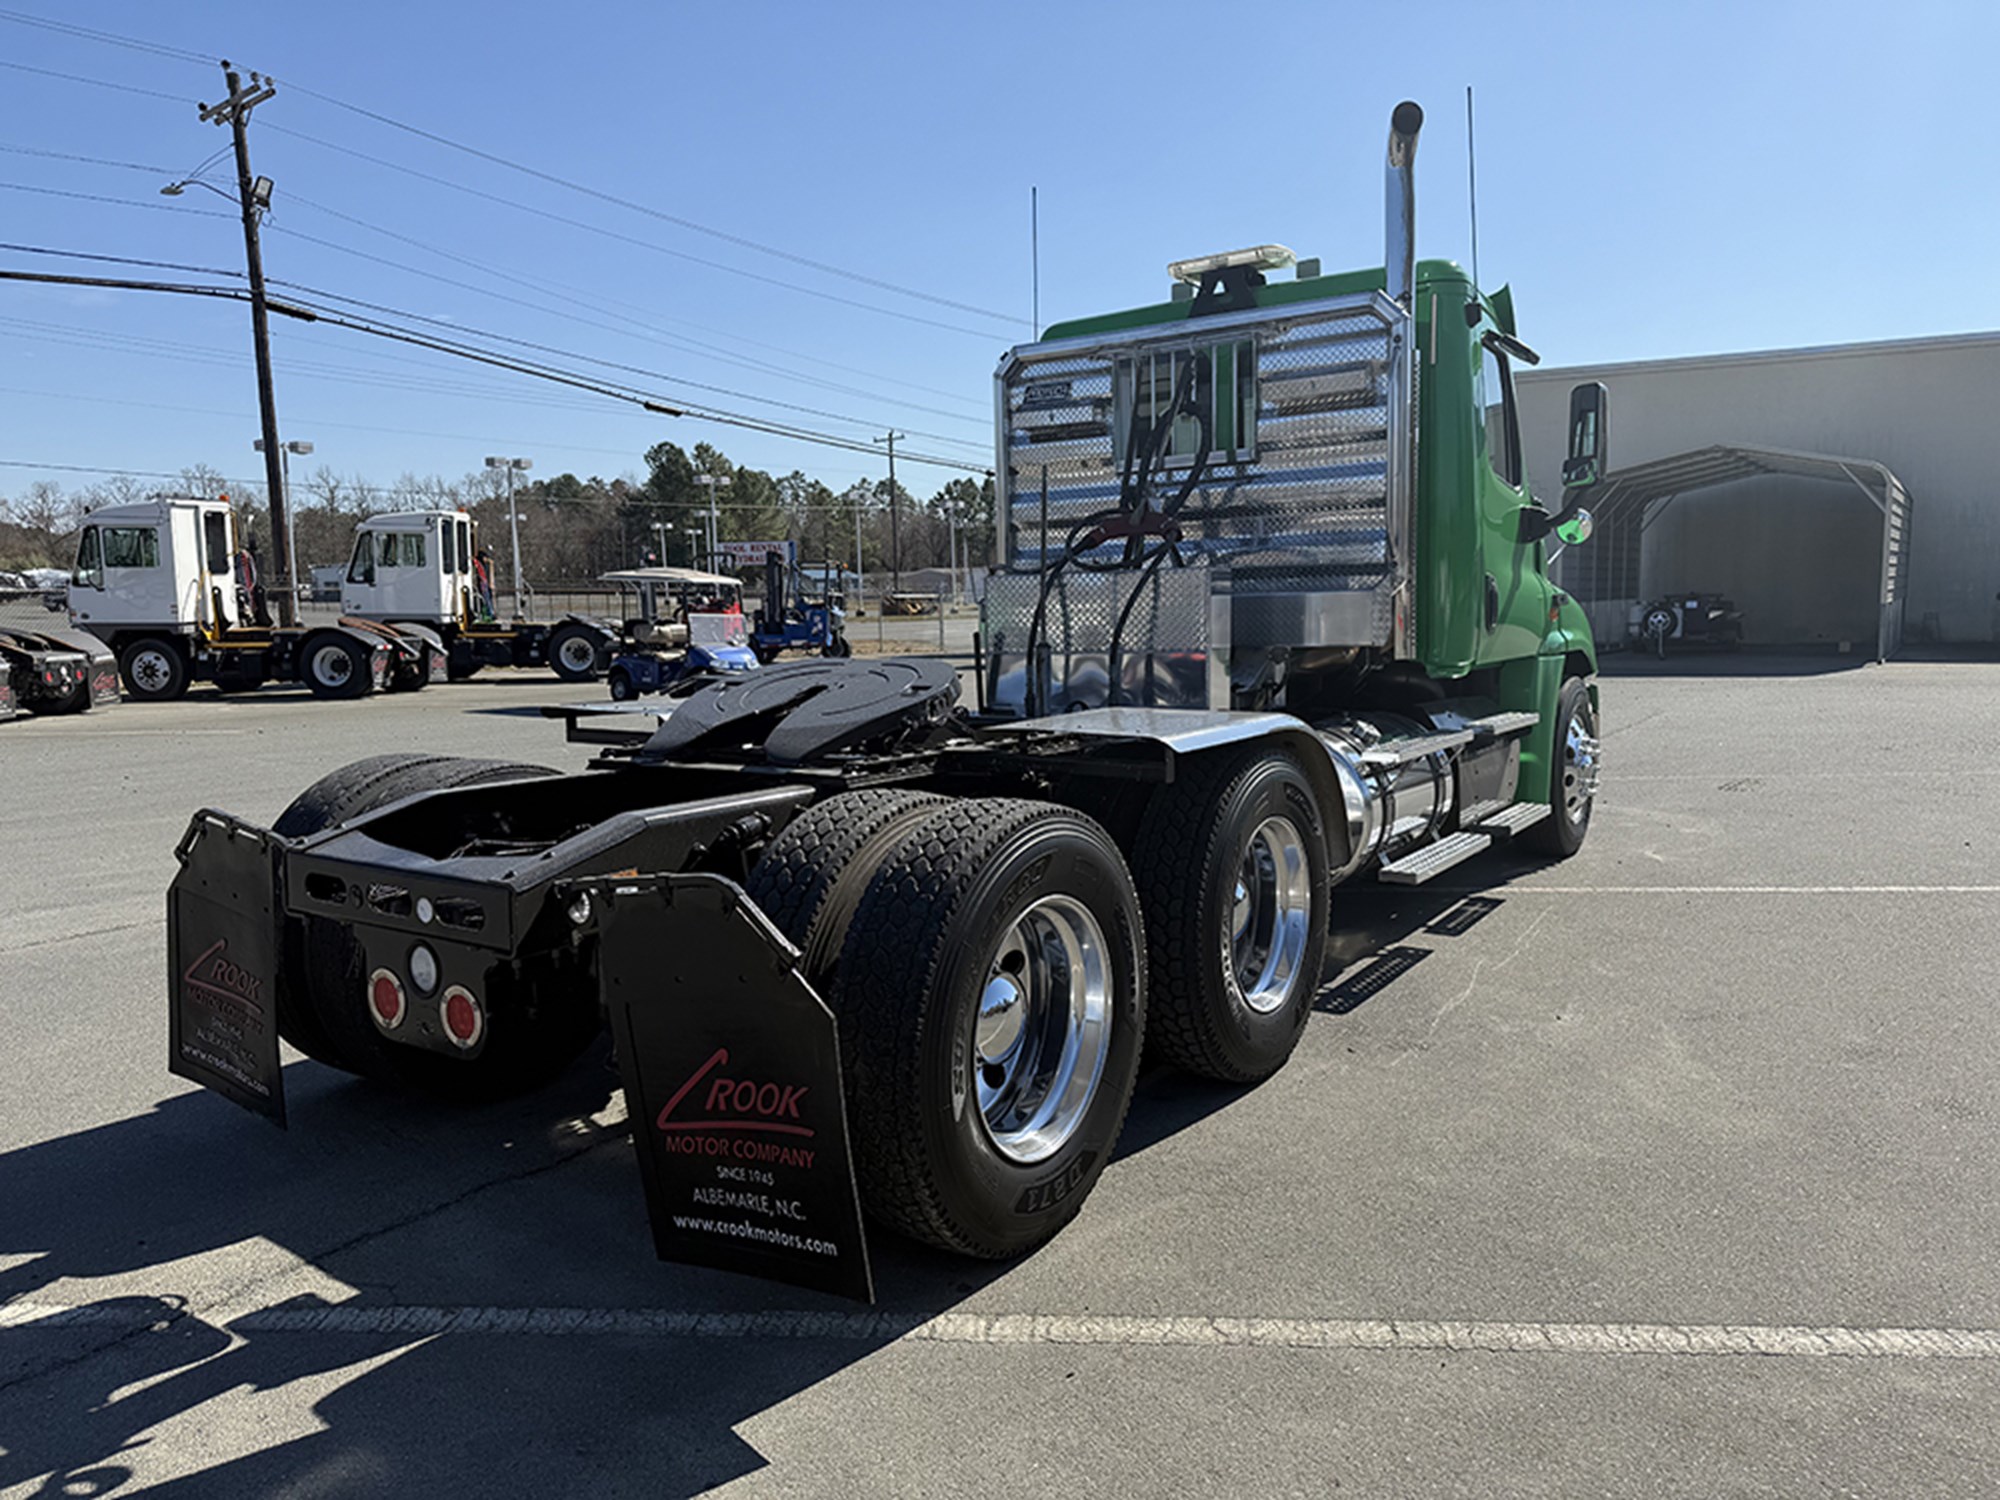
[740, 747, 1332, 1256]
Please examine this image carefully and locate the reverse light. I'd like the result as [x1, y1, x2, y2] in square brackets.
[368, 968, 407, 1032]
[408, 943, 439, 995]
[440, 985, 484, 1049]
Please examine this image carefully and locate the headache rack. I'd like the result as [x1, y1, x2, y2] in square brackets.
[984, 289, 1417, 715]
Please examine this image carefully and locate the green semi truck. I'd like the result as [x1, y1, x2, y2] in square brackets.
[166, 100, 1606, 1300]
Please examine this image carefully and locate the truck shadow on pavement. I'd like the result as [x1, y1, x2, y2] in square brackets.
[0, 1032, 1240, 1497]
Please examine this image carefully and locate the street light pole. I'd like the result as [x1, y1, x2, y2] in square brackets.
[693, 473, 731, 568]
[484, 456, 532, 613]
[254, 438, 312, 599]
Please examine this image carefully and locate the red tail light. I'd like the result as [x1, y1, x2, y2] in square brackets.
[440, 985, 483, 1049]
[368, 969, 406, 1031]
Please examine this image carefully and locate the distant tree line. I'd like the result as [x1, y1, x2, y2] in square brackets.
[0, 442, 995, 588]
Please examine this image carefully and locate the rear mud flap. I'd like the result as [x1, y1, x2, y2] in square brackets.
[168, 811, 286, 1126]
[587, 874, 874, 1303]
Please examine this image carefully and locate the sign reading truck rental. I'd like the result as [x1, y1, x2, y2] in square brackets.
[596, 873, 874, 1303]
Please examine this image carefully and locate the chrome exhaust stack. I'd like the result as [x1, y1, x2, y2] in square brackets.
[1385, 100, 1424, 308]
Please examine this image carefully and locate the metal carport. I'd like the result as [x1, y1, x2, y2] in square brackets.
[1559, 444, 1912, 661]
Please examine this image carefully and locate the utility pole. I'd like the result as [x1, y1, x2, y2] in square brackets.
[875, 431, 905, 596]
[198, 63, 290, 624]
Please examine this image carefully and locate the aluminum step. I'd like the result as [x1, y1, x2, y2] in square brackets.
[1358, 729, 1474, 769]
[1379, 831, 1493, 885]
[1469, 801, 1552, 838]
[1465, 710, 1540, 739]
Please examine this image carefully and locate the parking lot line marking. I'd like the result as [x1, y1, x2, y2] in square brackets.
[10, 1301, 2000, 1359]
[1434, 885, 2000, 895]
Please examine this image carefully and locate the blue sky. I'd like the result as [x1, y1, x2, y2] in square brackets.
[3, 0, 1996, 509]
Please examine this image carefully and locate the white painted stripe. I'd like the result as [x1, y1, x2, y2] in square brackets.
[9, 1300, 2000, 1359]
[1435, 885, 2000, 895]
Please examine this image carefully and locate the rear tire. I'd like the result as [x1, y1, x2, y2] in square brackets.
[1523, 676, 1598, 859]
[1129, 746, 1330, 1084]
[549, 624, 603, 682]
[833, 798, 1144, 1257]
[607, 665, 637, 701]
[745, 788, 946, 982]
[303, 635, 370, 700]
[118, 637, 188, 701]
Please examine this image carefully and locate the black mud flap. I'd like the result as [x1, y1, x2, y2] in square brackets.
[168, 811, 287, 1126]
[591, 874, 874, 1304]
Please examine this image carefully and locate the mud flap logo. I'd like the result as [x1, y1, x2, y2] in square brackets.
[1015, 1150, 1095, 1215]
[176, 939, 272, 1100]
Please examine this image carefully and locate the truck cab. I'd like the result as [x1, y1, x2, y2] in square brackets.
[341, 510, 473, 626]
[69, 496, 242, 639]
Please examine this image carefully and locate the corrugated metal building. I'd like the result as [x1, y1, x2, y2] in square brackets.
[1516, 331, 2000, 651]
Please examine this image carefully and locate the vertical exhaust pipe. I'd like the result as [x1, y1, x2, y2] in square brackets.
[1385, 100, 1424, 308]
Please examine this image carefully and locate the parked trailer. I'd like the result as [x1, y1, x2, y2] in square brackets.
[167, 102, 1608, 1301]
[339, 509, 617, 683]
[66, 497, 438, 702]
[0, 623, 120, 720]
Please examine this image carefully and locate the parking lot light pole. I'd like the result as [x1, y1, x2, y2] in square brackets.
[484, 456, 532, 611]
[253, 438, 312, 598]
[693, 473, 731, 568]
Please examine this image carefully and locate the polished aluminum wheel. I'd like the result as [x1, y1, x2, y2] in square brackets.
[974, 895, 1113, 1165]
[1230, 815, 1312, 1015]
[1561, 701, 1602, 825]
[556, 634, 598, 675]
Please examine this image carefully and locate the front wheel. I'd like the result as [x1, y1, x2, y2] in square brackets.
[118, 638, 189, 701]
[607, 665, 637, 701]
[548, 624, 603, 682]
[834, 798, 1144, 1258]
[1524, 676, 1599, 858]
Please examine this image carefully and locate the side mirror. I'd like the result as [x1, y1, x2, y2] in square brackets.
[1554, 508, 1594, 546]
[1561, 381, 1609, 491]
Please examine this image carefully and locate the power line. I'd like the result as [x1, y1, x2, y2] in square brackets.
[274, 189, 989, 421]
[0, 266, 988, 473]
[0, 142, 172, 174]
[0, 240, 242, 279]
[0, 57, 189, 102]
[0, 179, 230, 216]
[259, 220, 985, 449]
[246, 256, 991, 451]
[0, 7, 213, 64]
[260, 121, 1004, 342]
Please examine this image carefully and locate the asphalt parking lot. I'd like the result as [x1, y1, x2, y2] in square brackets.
[4, 654, 1999, 1497]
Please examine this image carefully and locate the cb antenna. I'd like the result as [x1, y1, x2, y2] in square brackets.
[1031, 185, 1040, 339]
[1465, 85, 1481, 291]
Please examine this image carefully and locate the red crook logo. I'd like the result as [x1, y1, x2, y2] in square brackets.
[654, 1047, 814, 1138]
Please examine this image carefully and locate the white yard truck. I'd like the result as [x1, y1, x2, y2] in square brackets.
[339, 509, 616, 683]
